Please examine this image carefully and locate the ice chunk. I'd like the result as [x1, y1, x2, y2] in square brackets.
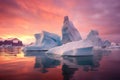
[86, 30, 112, 49]
[24, 31, 61, 51]
[62, 16, 82, 44]
[86, 30, 103, 47]
[108, 42, 120, 49]
[46, 40, 93, 56]
[102, 40, 111, 48]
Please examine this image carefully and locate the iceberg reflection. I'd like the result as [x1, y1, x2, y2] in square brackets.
[24, 51, 61, 73]
[61, 50, 111, 80]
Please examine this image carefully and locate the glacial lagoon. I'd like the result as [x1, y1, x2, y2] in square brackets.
[0, 49, 120, 80]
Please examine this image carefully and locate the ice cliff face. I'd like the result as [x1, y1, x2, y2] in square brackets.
[62, 16, 82, 44]
[38, 31, 61, 49]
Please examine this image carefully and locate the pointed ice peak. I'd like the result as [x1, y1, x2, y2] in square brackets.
[62, 16, 82, 44]
[64, 16, 69, 23]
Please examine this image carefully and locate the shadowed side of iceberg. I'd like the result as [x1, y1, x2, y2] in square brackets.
[46, 40, 93, 56]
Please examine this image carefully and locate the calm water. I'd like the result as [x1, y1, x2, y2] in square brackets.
[0, 49, 120, 80]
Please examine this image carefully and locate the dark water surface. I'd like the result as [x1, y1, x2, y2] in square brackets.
[0, 49, 120, 80]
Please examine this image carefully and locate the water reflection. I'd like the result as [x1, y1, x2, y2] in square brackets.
[24, 51, 61, 73]
[0, 48, 115, 80]
[61, 50, 111, 80]
[0, 47, 22, 56]
[63, 56, 96, 70]
[46, 49, 111, 80]
[24, 50, 111, 74]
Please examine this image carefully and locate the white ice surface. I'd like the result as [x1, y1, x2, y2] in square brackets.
[46, 40, 93, 55]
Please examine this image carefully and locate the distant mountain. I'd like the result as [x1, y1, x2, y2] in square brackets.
[0, 38, 23, 46]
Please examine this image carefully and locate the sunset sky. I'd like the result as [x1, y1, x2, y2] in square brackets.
[0, 0, 120, 44]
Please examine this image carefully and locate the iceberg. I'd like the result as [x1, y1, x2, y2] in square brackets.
[24, 31, 61, 51]
[62, 16, 82, 44]
[46, 40, 93, 56]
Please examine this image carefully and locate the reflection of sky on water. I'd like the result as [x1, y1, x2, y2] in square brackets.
[0, 49, 120, 80]
[0, 47, 22, 56]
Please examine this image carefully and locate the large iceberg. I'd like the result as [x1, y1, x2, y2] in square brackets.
[24, 16, 113, 53]
[24, 31, 61, 51]
[62, 16, 82, 44]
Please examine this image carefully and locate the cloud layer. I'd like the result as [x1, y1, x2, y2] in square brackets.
[0, 0, 120, 43]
